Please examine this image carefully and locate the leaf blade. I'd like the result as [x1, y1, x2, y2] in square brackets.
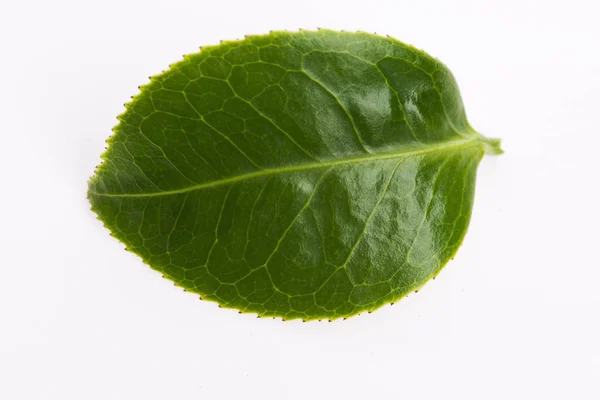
[88, 30, 501, 320]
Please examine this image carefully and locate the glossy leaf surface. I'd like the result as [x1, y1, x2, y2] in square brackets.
[88, 30, 502, 320]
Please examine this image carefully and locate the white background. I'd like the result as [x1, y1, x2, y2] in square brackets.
[1, 0, 599, 399]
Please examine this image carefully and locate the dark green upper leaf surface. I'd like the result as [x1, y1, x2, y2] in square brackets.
[88, 30, 501, 320]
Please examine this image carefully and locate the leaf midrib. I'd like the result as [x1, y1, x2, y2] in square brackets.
[90, 137, 484, 198]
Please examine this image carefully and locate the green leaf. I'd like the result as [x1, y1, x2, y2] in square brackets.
[88, 30, 502, 321]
